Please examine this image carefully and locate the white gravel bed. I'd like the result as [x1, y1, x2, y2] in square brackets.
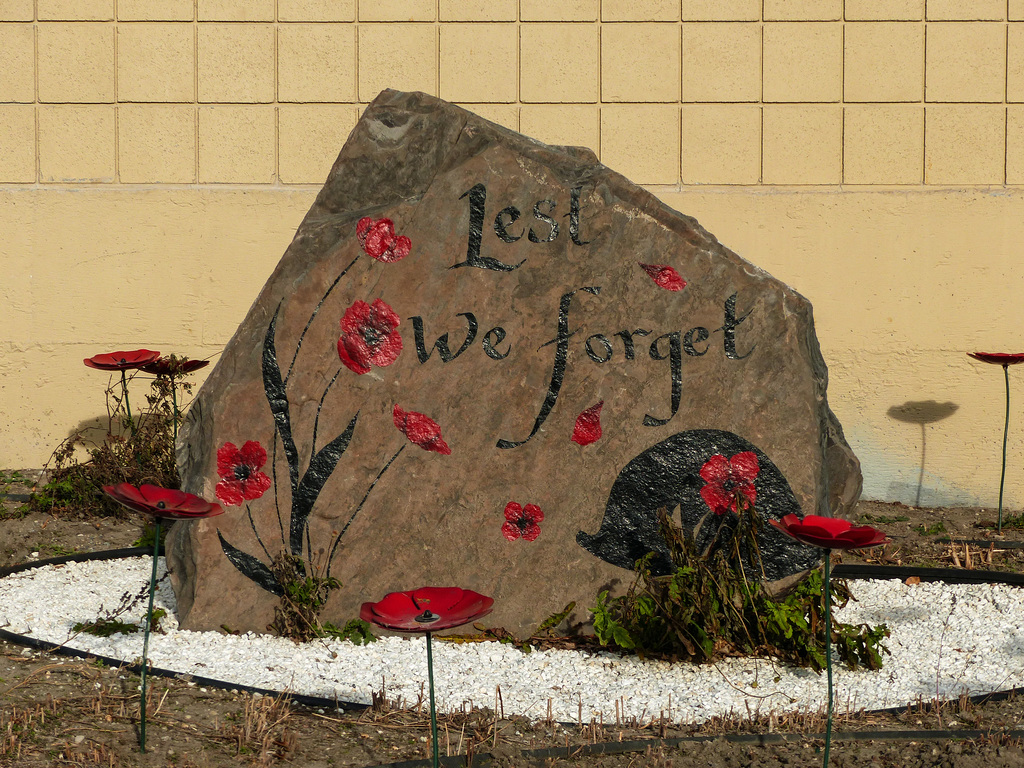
[1, 556, 1023, 725]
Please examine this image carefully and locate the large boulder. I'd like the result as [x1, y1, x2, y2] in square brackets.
[167, 90, 861, 635]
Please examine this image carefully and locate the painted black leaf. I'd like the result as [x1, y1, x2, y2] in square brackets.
[218, 530, 283, 596]
[291, 413, 358, 555]
[263, 306, 300, 494]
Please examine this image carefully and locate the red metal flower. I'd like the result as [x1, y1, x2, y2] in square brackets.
[699, 451, 759, 515]
[502, 502, 544, 542]
[639, 263, 686, 292]
[360, 587, 493, 633]
[337, 298, 403, 375]
[770, 514, 888, 550]
[393, 405, 451, 454]
[140, 356, 211, 376]
[102, 483, 223, 520]
[572, 401, 604, 446]
[357, 217, 412, 263]
[215, 441, 272, 506]
[968, 352, 1024, 366]
[84, 349, 161, 371]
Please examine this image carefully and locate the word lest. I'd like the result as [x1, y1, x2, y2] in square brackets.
[451, 183, 590, 272]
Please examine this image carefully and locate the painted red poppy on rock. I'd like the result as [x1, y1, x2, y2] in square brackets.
[338, 299, 403, 375]
[968, 352, 1024, 366]
[502, 502, 544, 541]
[357, 217, 412, 263]
[84, 349, 161, 371]
[639, 263, 686, 292]
[572, 401, 604, 446]
[699, 451, 759, 515]
[360, 587, 493, 632]
[215, 441, 272, 506]
[393, 405, 451, 454]
[103, 483, 223, 520]
[770, 514, 888, 550]
[141, 356, 211, 376]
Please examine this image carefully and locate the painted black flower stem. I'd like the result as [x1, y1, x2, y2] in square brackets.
[120, 370, 136, 437]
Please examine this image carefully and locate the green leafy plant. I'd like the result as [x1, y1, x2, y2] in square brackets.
[912, 522, 947, 535]
[268, 552, 344, 642]
[321, 618, 377, 645]
[590, 508, 890, 672]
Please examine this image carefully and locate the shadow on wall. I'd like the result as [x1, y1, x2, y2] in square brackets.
[886, 400, 959, 507]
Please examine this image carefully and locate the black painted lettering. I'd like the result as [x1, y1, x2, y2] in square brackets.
[718, 293, 755, 360]
[683, 326, 710, 357]
[585, 334, 613, 363]
[644, 331, 682, 427]
[451, 184, 525, 272]
[482, 327, 511, 360]
[614, 328, 652, 360]
[529, 200, 559, 243]
[411, 313, 479, 364]
[493, 206, 522, 243]
[498, 286, 601, 448]
[566, 184, 591, 246]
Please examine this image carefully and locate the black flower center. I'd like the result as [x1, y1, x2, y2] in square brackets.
[361, 322, 386, 348]
[415, 610, 440, 624]
[156, 501, 166, 509]
[234, 464, 252, 482]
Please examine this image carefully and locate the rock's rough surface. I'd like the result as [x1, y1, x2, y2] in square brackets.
[167, 90, 861, 634]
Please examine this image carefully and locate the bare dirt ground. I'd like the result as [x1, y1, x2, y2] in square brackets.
[3, 469, 1024, 767]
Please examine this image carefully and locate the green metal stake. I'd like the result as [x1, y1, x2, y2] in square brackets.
[998, 363, 1011, 534]
[426, 632, 439, 768]
[120, 369, 136, 437]
[822, 554, 834, 768]
[139, 518, 161, 753]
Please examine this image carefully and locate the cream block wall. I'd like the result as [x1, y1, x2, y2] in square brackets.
[3, 1, 1024, 511]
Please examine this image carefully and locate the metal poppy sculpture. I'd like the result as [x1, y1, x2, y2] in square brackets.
[84, 349, 161, 435]
[770, 514, 887, 768]
[361, 588, 493, 768]
[102, 483, 223, 753]
[967, 352, 1024, 532]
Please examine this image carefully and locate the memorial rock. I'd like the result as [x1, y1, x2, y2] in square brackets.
[168, 90, 861, 635]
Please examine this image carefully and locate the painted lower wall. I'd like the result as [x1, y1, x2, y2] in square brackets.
[3, 185, 1022, 510]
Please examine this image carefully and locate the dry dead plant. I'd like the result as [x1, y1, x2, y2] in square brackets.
[217, 692, 297, 766]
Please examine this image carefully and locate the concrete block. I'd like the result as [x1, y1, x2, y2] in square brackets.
[358, 24, 436, 101]
[520, 104, 599, 150]
[278, 0, 355, 21]
[521, 0, 597, 21]
[603, 0, 678, 21]
[359, 0, 435, 21]
[763, 22, 842, 102]
[601, 104, 679, 184]
[762, 105, 842, 184]
[38, 105, 114, 181]
[279, 105, 358, 184]
[681, 0, 760, 20]
[439, 24, 517, 103]
[844, 22, 924, 102]
[118, 104, 196, 183]
[926, 22, 1005, 102]
[521, 23, 599, 103]
[117, 23, 196, 103]
[843, 105, 923, 184]
[682, 22, 760, 102]
[925, 105, 1004, 184]
[198, 106, 275, 183]
[197, 24, 275, 103]
[38, 22, 114, 103]
[0, 105, 35, 181]
[602, 23, 680, 102]
[0, 24, 35, 103]
[681, 104, 761, 184]
[278, 24, 356, 103]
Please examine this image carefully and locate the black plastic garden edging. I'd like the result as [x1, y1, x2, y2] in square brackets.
[4, 549, 1024, 765]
